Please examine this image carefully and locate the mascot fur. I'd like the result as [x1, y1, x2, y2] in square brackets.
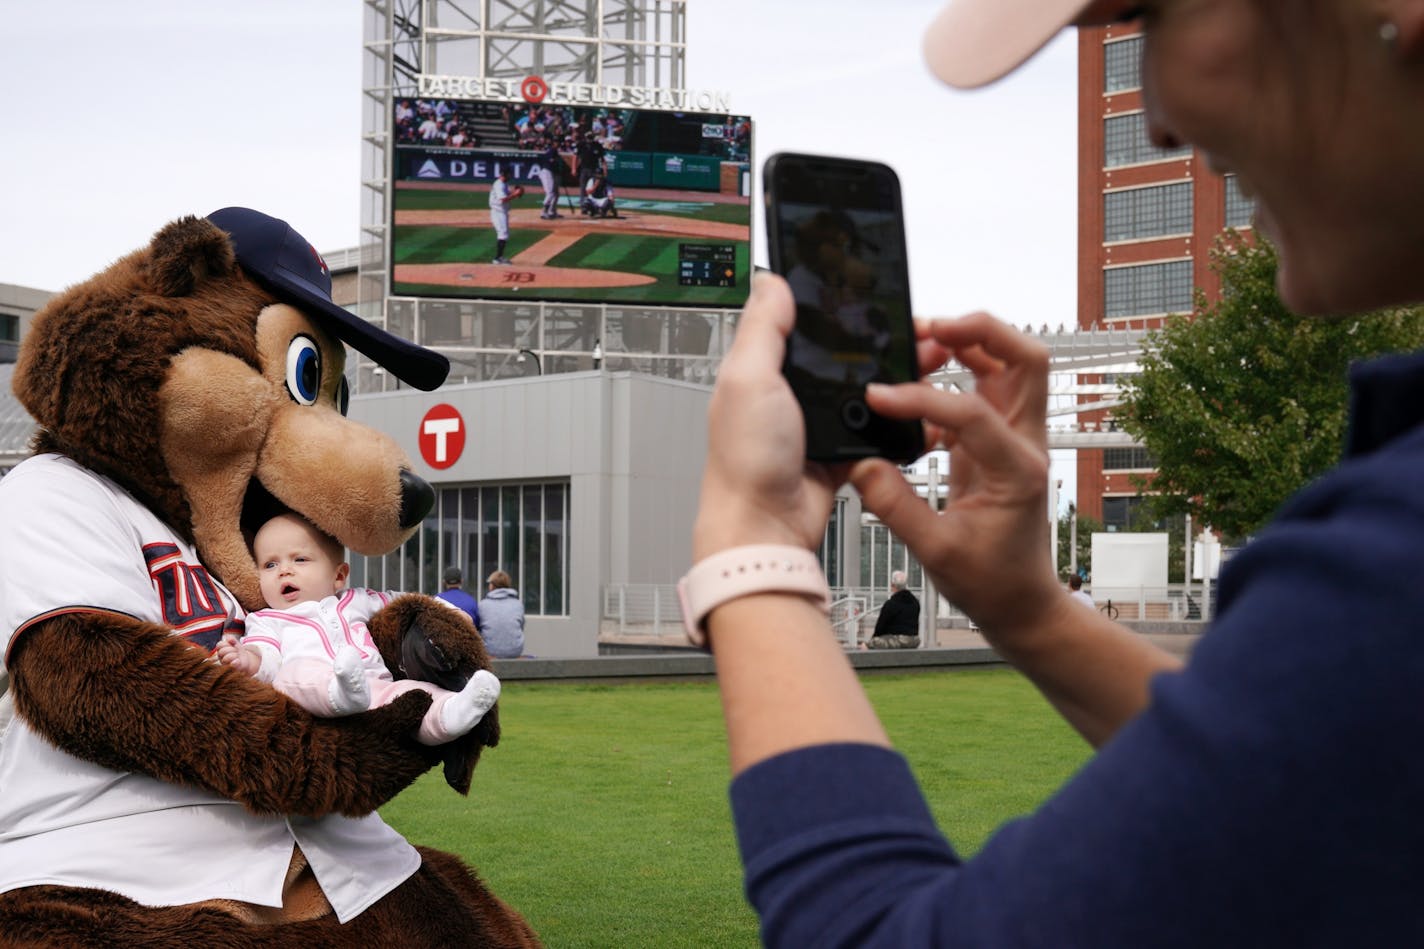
[0, 208, 541, 946]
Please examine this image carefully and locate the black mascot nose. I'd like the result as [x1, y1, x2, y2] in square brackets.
[398, 469, 436, 529]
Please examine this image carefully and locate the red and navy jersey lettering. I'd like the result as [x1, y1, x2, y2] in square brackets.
[143, 542, 236, 650]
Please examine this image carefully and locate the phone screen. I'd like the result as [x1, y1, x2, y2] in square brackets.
[764, 153, 924, 462]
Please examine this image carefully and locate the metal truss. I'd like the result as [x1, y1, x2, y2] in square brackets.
[929, 324, 1151, 449]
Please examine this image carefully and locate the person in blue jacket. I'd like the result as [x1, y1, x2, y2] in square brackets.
[477, 569, 526, 659]
[435, 566, 481, 629]
[684, 1, 1424, 945]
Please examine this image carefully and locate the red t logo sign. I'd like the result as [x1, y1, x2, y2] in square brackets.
[418, 403, 465, 469]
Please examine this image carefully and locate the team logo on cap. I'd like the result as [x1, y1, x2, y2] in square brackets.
[309, 244, 329, 277]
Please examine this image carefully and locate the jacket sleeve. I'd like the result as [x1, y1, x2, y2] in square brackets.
[732, 479, 1424, 947]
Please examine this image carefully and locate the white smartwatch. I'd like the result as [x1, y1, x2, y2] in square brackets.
[676, 545, 832, 646]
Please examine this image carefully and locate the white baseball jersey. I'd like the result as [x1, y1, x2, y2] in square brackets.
[0, 454, 419, 922]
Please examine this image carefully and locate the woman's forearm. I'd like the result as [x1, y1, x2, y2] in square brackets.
[707, 593, 890, 775]
[985, 599, 1184, 747]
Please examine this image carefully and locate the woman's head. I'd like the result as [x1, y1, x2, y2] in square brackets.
[487, 570, 513, 590]
[926, 0, 1424, 315]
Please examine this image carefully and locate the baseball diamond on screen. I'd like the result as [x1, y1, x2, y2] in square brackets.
[391, 98, 753, 308]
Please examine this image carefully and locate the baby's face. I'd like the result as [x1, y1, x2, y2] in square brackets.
[253, 514, 346, 609]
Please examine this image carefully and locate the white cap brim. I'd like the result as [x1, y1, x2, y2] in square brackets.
[923, 0, 1127, 89]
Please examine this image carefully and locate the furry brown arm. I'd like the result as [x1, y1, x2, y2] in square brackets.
[9, 612, 444, 818]
[368, 593, 501, 794]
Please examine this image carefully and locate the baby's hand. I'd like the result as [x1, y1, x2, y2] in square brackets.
[216, 637, 259, 676]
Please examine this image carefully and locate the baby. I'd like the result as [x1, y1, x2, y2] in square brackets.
[216, 513, 500, 746]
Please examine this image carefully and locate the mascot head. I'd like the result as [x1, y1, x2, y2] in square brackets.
[13, 208, 448, 610]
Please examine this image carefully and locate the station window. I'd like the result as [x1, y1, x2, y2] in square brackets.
[859, 521, 924, 594]
[1104, 259, 1194, 319]
[1104, 182, 1193, 242]
[818, 497, 846, 588]
[348, 480, 570, 616]
[1104, 113, 1192, 168]
[1104, 36, 1142, 93]
[0, 313, 17, 343]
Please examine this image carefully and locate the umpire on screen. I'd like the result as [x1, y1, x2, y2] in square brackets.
[574, 128, 606, 205]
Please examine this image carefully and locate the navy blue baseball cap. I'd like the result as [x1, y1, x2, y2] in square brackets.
[207, 207, 449, 391]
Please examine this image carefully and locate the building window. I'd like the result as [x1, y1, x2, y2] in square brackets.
[1103, 446, 1156, 470]
[1104, 182, 1193, 242]
[0, 313, 18, 343]
[348, 480, 570, 616]
[1101, 496, 1143, 531]
[1104, 113, 1192, 168]
[859, 521, 924, 594]
[1104, 259, 1194, 319]
[1224, 174, 1256, 228]
[818, 497, 846, 588]
[1104, 36, 1142, 93]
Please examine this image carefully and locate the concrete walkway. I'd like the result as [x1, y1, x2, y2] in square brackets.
[494, 624, 1203, 682]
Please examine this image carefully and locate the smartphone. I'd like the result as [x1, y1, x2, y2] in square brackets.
[763, 152, 924, 463]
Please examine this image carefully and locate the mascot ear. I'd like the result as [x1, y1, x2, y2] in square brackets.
[144, 215, 239, 297]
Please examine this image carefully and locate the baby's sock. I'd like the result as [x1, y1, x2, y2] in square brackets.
[438, 670, 502, 737]
[327, 645, 372, 715]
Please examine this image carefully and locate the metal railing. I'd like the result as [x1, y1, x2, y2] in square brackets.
[601, 584, 683, 639]
[600, 584, 981, 647]
[599, 582, 1210, 646]
[1080, 584, 1212, 621]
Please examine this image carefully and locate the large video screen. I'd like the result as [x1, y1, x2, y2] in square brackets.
[390, 98, 753, 308]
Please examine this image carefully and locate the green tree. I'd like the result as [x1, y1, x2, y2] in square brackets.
[1120, 233, 1424, 544]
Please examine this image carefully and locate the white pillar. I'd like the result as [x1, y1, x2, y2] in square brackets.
[1050, 479, 1062, 578]
[924, 456, 941, 648]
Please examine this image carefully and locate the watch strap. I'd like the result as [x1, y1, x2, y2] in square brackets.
[677, 545, 831, 646]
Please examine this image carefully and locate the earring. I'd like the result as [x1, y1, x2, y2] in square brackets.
[1380, 21, 1400, 44]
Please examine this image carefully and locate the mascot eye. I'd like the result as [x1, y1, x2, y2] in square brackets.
[337, 376, 351, 417]
[285, 336, 322, 406]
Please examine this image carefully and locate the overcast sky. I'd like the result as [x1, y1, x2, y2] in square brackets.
[1, 0, 1080, 500]
[2, 0, 1078, 323]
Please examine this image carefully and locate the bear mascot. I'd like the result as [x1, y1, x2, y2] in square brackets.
[0, 208, 541, 946]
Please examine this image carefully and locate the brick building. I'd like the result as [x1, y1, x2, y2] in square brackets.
[1075, 22, 1255, 528]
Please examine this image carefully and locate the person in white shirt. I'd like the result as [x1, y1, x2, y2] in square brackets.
[1067, 574, 1095, 610]
[217, 514, 500, 746]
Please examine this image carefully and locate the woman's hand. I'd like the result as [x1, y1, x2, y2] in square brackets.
[698, 274, 893, 770]
[693, 274, 844, 560]
[854, 314, 1181, 744]
[852, 313, 1063, 636]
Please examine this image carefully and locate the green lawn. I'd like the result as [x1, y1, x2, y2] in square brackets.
[379, 668, 1091, 948]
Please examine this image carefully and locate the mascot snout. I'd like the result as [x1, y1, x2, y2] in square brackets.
[400, 468, 435, 528]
